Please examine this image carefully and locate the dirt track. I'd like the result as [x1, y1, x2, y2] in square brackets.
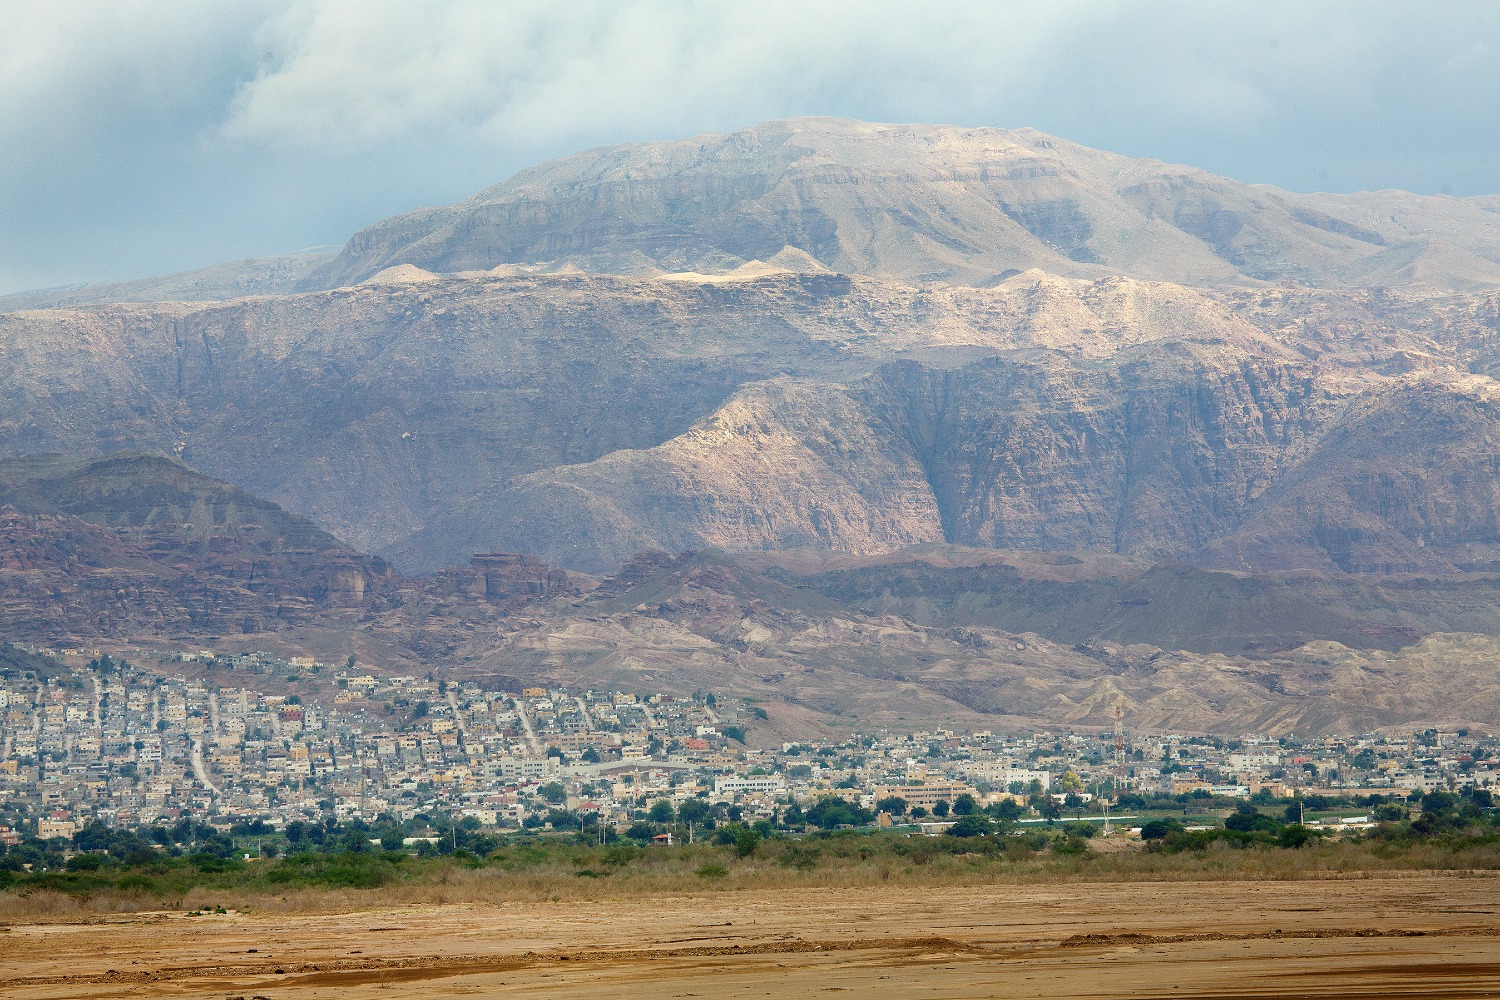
[6, 875, 1500, 999]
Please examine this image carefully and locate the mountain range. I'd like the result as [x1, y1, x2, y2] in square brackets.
[6, 117, 1500, 735]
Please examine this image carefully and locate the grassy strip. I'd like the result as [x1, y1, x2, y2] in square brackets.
[4, 823, 1500, 921]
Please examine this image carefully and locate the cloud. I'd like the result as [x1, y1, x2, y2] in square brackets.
[2, 1, 1499, 292]
[215, 1, 1089, 150]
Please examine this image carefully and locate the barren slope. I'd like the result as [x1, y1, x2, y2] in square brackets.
[308, 118, 1500, 290]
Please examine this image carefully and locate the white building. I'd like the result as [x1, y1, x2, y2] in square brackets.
[714, 774, 786, 796]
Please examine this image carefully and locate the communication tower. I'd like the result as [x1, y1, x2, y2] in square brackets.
[1113, 702, 1127, 796]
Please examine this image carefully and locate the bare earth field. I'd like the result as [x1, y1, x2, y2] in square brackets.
[5, 875, 1500, 999]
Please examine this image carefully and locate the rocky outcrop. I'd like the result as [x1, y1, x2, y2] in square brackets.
[0, 454, 583, 645]
[468, 552, 581, 601]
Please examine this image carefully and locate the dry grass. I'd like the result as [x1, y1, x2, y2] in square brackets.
[4, 832, 1499, 923]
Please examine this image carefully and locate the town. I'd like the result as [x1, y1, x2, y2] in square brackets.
[1, 645, 1493, 848]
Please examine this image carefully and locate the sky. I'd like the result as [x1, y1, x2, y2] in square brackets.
[3, 0, 1499, 294]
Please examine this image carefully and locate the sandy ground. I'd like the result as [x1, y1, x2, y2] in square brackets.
[5, 875, 1500, 999]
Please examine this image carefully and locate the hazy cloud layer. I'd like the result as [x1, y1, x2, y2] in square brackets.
[4, 0, 1498, 292]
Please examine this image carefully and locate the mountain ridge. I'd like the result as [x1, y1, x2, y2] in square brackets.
[306, 117, 1500, 292]
[5, 118, 1500, 737]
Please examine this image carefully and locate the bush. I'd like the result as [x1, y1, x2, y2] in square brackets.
[1277, 825, 1320, 849]
[188, 852, 239, 873]
[263, 851, 398, 889]
[1051, 834, 1091, 855]
[1140, 819, 1184, 841]
[1225, 811, 1280, 833]
[65, 852, 108, 871]
[114, 874, 159, 894]
[602, 844, 640, 867]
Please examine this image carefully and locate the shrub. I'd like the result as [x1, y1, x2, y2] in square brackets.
[65, 853, 107, 872]
[1277, 825, 1320, 849]
[1140, 819, 1184, 841]
[1225, 811, 1280, 833]
[602, 844, 640, 867]
[1051, 834, 1091, 855]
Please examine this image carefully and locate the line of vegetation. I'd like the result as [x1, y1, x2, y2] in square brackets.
[1, 789, 1498, 919]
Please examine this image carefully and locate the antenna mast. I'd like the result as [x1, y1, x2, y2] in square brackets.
[1113, 703, 1127, 797]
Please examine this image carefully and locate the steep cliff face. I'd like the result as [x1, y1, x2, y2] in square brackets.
[0, 274, 876, 554]
[428, 342, 1340, 572]
[1201, 374, 1500, 573]
[306, 118, 1500, 291]
[5, 269, 1500, 575]
[860, 345, 1333, 558]
[390, 379, 947, 573]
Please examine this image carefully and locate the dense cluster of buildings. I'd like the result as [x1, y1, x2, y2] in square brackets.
[0, 646, 1495, 842]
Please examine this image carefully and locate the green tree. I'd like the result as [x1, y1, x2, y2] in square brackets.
[648, 800, 676, 824]
[677, 798, 712, 825]
[1140, 818, 1183, 840]
[986, 799, 1025, 822]
[805, 797, 872, 830]
[946, 814, 991, 837]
